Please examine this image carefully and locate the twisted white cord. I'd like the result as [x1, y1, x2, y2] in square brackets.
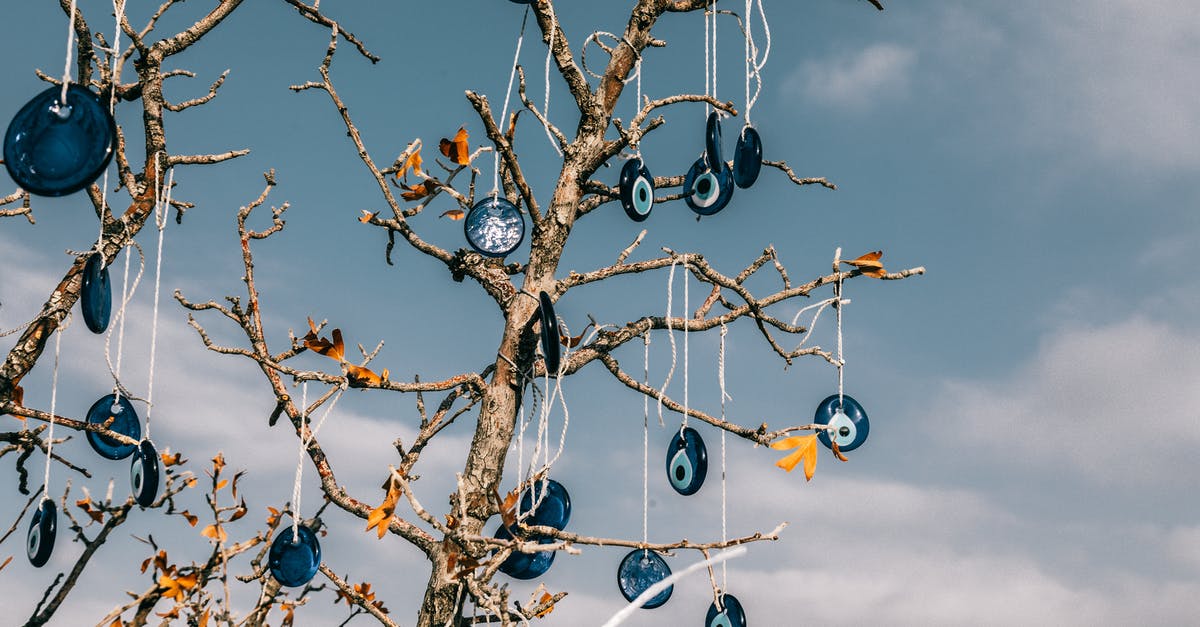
[836, 248, 845, 405]
[541, 8, 563, 157]
[642, 331, 650, 547]
[681, 261, 690, 431]
[657, 259, 679, 426]
[719, 322, 728, 589]
[42, 321, 66, 500]
[494, 7, 528, 196]
[144, 164, 172, 438]
[60, 0, 79, 103]
[292, 382, 345, 540]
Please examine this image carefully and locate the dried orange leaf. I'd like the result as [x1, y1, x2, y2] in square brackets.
[200, 524, 227, 543]
[359, 210, 378, 223]
[0, 556, 12, 574]
[771, 434, 819, 481]
[841, 250, 887, 278]
[160, 450, 186, 467]
[180, 510, 199, 527]
[439, 209, 465, 220]
[211, 453, 226, 474]
[347, 363, 386, 387]
[831, 440, 849, 462]
[499, 487, 520, 528]
[366, 475, 402, 539]
[215, 479, 228, 492]
[439, 127, 471, 166]
[304, 324, 345, 362]
[229, 500, 248, 522]
[397, 148, 423, 180]
[158, 572, 197, 601]
[560, 322, 595, 348]
[398, 180, 435, 202]
[266, 506, 282, 527]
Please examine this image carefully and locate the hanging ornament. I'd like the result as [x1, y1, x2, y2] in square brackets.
[85, 393, 141, 460]
[665, 425, 707, 496]
[813, 394, 869, 452]
[706, 593, 748, 627]
[269, 525, 322, 587]
[464, 196, 525, 258]
[3, 85, 116, 197]
[538, 291, 561, 375]
[683, 157, 734, 216]
[619, 158, 654, 222]
[495, 524, 556, 579]
[80, 252, 112, 334]
[26, 498, 58, 568]
[732, 126, 762, 189]
[705, 112, 724, 171]
[617, 549, 673, 609]
[130, 440, 160, 507]
[520, 477, 571, 529]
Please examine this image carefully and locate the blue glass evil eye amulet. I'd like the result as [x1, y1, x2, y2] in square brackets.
[269, 525, 322, 587]
[538, 291, 561, 376]
[617, 549, 673, 608]
[130, 439, 160, 507]
[85, 393, 141, 460]
[732, 126, 762, 189]
[813, 394, 870, 452]
[27, 498, 57, 568]
[464, 196, 525, 257]
[4, 84, 115, 197]
[706, 594, 748, 627]
[683, 157, 734, 216]
[495, 524, 556, 579]
[80, 253, 112, 334]
[705, 111, 724, 171]
[666, 426, 707, 495]
[519, 478, 571, 530]
[619, 158, 654, 221]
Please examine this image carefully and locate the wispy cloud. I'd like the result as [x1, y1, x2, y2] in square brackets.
[787, 43, 917, 111]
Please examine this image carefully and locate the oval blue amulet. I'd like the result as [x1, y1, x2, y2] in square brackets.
[85, 394, 141, 460]
[519, 478, 571, 530]
[3, 84, 115, 197]
[706, 593, 748, 627]
[813, 394, 870, 452]
[464, 196, 525, 258]
[130, 440, 160, 507]
[705, 111, 724, 171]
[732, 126, 762, 189]
[666, 426, 707, 495]
[269, 525, 322, 587]
[619, 158, 654, 222]
[617, 549, 673, 609]
[538, 291, 561, 376]
[683, 157, 734, 216]
[27, 498, 57, 568]
[495, 524, 556, 579]
[80, 253, 111, 334]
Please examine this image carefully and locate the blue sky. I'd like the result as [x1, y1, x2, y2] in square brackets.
[2, 1, 1199, 625]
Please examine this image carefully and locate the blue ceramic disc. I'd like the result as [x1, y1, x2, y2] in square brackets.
[683, 157, 734, 216]
[519, 478, 571, 530]
[80, 253, 111, 334]
[538, 291, 561, 375]
[705, 111, 724, 171]
[813, 394, 870, 452]
[3, 84, 115, 197]
[706, 594, 748, 627]
[27, 499, 57, 568]
[269, 526, 322, 587]
[666, 426, 707, 495]
[464, 196, 525, 258]
[619, 158, 654, 222]
[130, 440, 160, 507]
[617, 549, 673, 609]
[495, 524, 556, 579]
[85, 394, 141, 460]
[732, 126, 762, 189]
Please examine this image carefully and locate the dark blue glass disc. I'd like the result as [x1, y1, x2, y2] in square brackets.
[732, 126, 762, 189]
[464, 196, 525, 258]
[814, 394, 870, 452]
[269, 525, 322, 587]
[80, 253, 111, 334]
[495, 524, 556, 579]
[538, 291, 561, 375]
[27, 498, 57, 568]
[617, 549, 672, 609]
[3, 84, 115, 197]
[683, 157, 734, 216]
[665, 426, 707, 495]
[619, 158, 654, 222]
[519, 478, 571, 530]
[705, 111, 724, 171]
[130, 439, 160, 507]
[85, 394, 140, 460]
[706, 594, 748, 627]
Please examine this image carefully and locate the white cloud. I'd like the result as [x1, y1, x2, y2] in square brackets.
[788, 43, 917, 111]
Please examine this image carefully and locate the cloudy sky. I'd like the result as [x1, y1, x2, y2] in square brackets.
[2, 1, 1199, 625]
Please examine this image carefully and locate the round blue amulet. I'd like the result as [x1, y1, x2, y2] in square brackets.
[706, 593, 748, 627]
[732, 126, 762, 189]
[538, 291, 561, 376]
[269, 525, 322, 587]
[814, 394, 870, 452]
[617, 549, 673, 609]
[683, 157, 734, 216]
[619, 158, 654, 221]
[666, 426, 707, 495]
[3, 84, 115, 197]
[495, 524, 556, 579]
[85, 394, 141, 460]
[130, 440, 161, 507]
[464, 196, 525, 257]
[519, 478, 571, 530]
[27, 498, 57, 568]
[705, 111, 724, 171]
[80, 253, 112, 334]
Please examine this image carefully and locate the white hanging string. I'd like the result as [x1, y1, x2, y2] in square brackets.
[711, 0, 718, 109]
[59, 0, 79, 103]
[656, 260, 679, 426]
[836, 250, 846, 406]
[718, 322, 729, 590]
[602, 547, 748, 627]
[541, 7, 563, 157]
[41, 319, 66, 501]
[291, 381, 345, 541]
[631, 42, 643, 158]
[493, 7, 529, 196]
[703, 1, 710, 117]
[742, 0, 771, 126]
[681, 261, 690, 432]
[642, 330, 650, 547]
[103, 240, 145, 403]
[96, 0, 128, 249]
[144, 161, 172, 439]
